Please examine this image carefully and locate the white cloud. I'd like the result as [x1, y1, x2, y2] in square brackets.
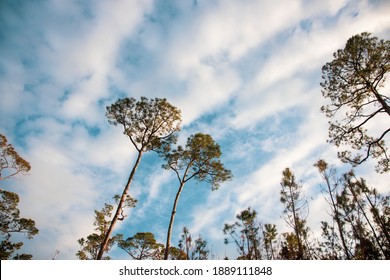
[16, 152, 97, 259]
[174, 63, 241, 124]
[231, 77, 310, 128]
[167, 0, 303, 65]
[1, 0, 390, 260]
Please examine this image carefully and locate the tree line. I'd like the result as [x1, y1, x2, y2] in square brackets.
[222, 162, 389, 260]
[0, 32, 388, 260]
[77, 159, 390, 260]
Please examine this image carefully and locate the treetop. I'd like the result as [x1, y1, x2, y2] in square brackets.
[106, 97, 182, 152]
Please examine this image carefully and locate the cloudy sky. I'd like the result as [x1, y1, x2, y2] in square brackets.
[1, 0, 389, 260]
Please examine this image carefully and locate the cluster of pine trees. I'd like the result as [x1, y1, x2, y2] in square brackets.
[222, 162, 389, 260]
[76, 159, 389, 260]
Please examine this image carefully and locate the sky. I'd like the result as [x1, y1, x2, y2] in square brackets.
[0, 0, 389, 260]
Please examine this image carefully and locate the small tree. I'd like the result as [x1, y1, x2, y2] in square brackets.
[280, 168, 310, 259]
[314, 159, 352, 259]
[77, 196, 136, 260]
[320, 32, 390, 173]
[96, 97, 181, 259]
[118, 232, 164, 260]
[192, 235, 209, 260]
[223, 207, 261, 260]
[161, 133, 232, 259]
[178, 227, 192, 259]
[263, 224, 278, 260]
[178, 227, 209, 260]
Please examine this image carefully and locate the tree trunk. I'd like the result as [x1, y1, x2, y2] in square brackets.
[96, 151, 143, 260]
[164, 181, 185, 260]
[370, 84, 390, 116]
[347, 182, 388, 259]
[363, 192, 390, 250]
[288, 187, 304, 260]
[324, 175, 351, 259]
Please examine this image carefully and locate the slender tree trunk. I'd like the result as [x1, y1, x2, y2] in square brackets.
[164, 181, 186, 260]
[361, 188, 390, 249]
[370, 84, 390, 116]
[270, 241, 275, 260]
[323, 175, 351, 259]
[333, 203, 351, 259]
[96, 151, 143, 260]
[245, 229, 251, 259]
[347, 182, 388, 259]
[264, 239, 270, 260]
[288, 187, 304, 260]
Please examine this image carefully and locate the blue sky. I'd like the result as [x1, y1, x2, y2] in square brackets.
[1, 0, 389, 259]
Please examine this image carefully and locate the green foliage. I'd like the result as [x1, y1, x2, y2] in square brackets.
[311, 160, 390, 260]
[118, 232, 164, 260]
[178, 227, 192, 259]
[320, 32, 390, 173]
[0, 189, 38, 260]
[0, 190, 38, 239]
[317, 221, 342, 259]
[280, 168, 310, 259]
[162, 133, 232, 190]
[0, 134, 31, 181]
[192, 235, 209, 260]
[314, 159, 352, 259]
[113, 194, 137, 221]
[178, 227, 209, 260]
[223, 207, 261, 260]
[0, 134, 36, 260]
[263, 224, 278, 260]
[337, 171, 390, 259]
[279, 232, 301, 260]
[168, 246, 188, 260]
[77, 202, 123, 260]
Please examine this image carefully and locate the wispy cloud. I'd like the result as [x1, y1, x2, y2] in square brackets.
[1, 0, 389, 259]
